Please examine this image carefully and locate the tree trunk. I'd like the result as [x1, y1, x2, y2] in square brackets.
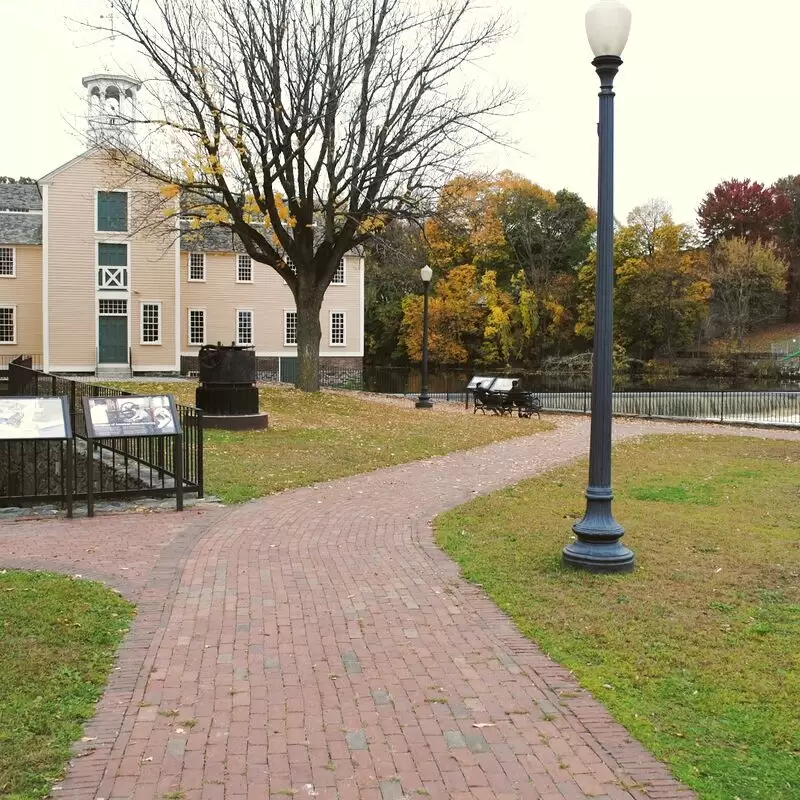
[296, 284, 323, 392]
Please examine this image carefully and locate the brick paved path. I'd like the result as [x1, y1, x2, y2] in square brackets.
[3, 416, 799, 800]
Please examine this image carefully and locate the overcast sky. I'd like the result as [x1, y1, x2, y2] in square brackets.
[1, 0, 797, 227]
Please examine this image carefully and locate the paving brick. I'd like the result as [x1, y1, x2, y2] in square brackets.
[1, 414, 768, 799]
[372, 689, 393, 706]
[379, 778, 405, 800]
[465, 732, 491, 754]
[346, 730, 369, 751]
[445, 730, 467, 750]
[342, 651, 362, 674]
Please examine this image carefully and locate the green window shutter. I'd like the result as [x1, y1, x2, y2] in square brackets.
[97, 191, 128, 231]
[98, 243, 128, 267]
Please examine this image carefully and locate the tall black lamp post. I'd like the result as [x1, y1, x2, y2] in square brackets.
[563, 0, 635, 573]
[416, 265, 434, 409]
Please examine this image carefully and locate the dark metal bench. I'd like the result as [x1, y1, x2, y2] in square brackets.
[512, 391, 543, 419]
[474, 389, 512, 415]
[474, 389, 542, 419]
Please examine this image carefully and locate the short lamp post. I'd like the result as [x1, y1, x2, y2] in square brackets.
[563, 0, 635, 573]
[416, 265, 434, 409]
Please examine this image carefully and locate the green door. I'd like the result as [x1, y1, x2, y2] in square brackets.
[98, 316, 128, 363]
[279, 357, 298, 385]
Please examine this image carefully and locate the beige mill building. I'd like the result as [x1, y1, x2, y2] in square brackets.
[0, 73, 365, 380]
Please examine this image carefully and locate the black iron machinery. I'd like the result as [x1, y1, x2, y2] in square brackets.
[196, 343, 259, 416]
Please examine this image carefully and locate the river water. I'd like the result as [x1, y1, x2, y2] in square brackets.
[357, 366, 800, 426]
[362, 365, 800, 395]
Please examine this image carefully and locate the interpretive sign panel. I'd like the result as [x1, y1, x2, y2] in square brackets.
[0, 396, 71, 440]
[490, 377, 516, 392]
[83, 395, 181, 439]
[466, 376, 496, 390]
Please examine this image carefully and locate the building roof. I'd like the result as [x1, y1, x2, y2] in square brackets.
[181, 225, 245, 253]
[180, 226, 365, 258]
[82, 73, 142, 90]
[0, 184, 42, 212]
[0, 213, 42, 245]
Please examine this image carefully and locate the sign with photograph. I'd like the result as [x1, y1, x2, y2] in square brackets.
[0, 396, 71, 440]
[490, 377, 516, 392]
[83, 395, 181, 438]
[467, 376, 496, 390]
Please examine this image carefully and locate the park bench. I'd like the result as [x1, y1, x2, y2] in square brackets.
[512, 391, 543, 419]
[474, 388, 513, 415]
[472, 385, 543, 419]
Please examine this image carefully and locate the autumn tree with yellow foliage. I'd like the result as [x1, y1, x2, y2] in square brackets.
[93, 0, 515, 390]
[702, 237, 787, 348]
[415, 172, 593, 365]
[400, 265, 485, 364]
[399, 265, 538, 366]
[576, 202, 712, 359]
[424, 175, 511, 274]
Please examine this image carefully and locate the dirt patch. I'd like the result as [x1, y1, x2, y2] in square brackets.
[322, 388, 470, 414]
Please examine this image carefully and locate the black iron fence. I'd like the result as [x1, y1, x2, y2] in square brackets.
[532, 388, 800, 427]
[183, 357, 800, 427]
[278, 364, 800, 427]
[0, 353, 42, 387]
[3, 362, 203, 507]
[1, 439, 75, 506]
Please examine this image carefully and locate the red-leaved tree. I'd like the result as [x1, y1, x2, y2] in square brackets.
[697, 178, 790, 244]
[773, 175, 800, 320]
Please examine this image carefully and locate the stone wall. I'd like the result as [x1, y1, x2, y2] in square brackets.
[255, 357, 280, 382]
[181, 354, 362, 386]
[180, 354, 280, 382]
[319, 356, 363, 388]
[320, 356, 363, 371]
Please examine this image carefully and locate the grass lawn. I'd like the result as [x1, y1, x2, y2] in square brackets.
[111, 382, 552, 503]
[436, 435, 800, 800]
[739, 322, 800, 352]
[0, 571, 134, 800]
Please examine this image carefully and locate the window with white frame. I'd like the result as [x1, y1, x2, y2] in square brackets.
[285, 255, 297, 275]
[330, 311, 345, 346]
[0, 247, 15, 277]
[284, 310, 297, 345]
[141, 303, 161, 344]
[189, 252, 206, 281]
[331, 258, 345, 285]
[0, 306, 15, 343]
[237, 254, 252, 282]
[236, 309, 253, 345]
[97, 242, 128, 289]
[98, 299, 127, 315]
[189, 309, 205, 345]
[97, 190, 128, 232]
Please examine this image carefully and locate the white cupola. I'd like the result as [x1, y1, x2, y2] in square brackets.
[82, 73, 141, 147]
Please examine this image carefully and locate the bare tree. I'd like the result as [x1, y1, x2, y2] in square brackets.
[90, 0, 515, 390]
[626, 198, 673, 257]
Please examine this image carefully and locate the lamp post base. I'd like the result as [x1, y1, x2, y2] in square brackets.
[563, 491, 634, 573]
[562, 538, 634, 573]
[415, 397, 433, 409]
